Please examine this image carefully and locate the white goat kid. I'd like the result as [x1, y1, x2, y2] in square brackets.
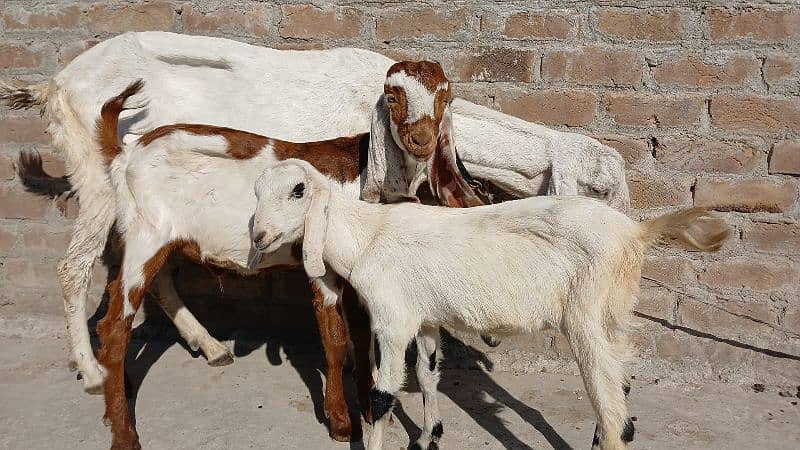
[251, 160, 731, 450]
[0, 31, 627, 394]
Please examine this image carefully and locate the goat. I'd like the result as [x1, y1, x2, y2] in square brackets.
[0, 32, 626, 436]
[93, 60, 482, 448]
[251, 159, 730, 450]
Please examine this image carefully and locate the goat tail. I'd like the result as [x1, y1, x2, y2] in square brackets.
[97, 79, 145, 165]
[0, 78, 51, 112]
[640, 207, 731, 252]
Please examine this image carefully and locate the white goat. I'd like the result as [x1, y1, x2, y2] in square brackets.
[251, 159, 730, 450]
[0, 31, 628, 397]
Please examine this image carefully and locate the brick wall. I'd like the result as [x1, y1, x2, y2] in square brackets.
[1, 1, 798, 384]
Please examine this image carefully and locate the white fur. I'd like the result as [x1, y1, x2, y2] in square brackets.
[252, 161, 726, 450]
[0, 31, 628, 393]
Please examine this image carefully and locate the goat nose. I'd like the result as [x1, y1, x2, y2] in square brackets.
[410, 130, 432, 147]
[253, 231, 266, 244]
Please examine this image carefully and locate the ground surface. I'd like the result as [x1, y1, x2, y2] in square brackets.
[1, 336, 798, 450]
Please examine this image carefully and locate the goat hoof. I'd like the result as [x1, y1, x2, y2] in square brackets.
[68, 360, 78, 372]
[84, 381, 103, 395]
[207, 349, 234, 367]
[102, 415, 112, 427]
[328, 413, 354, 442]
[481, 334, 501, 347]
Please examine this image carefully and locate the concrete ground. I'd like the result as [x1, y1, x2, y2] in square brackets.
[1, 335, 798, 450]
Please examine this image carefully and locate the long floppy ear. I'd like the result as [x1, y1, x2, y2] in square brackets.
[427, 105, 485, 208]
[302, 176, 331, 279]
[362, 96, 416, 203]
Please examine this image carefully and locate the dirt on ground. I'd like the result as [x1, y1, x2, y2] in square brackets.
[0, 335, 798, 450]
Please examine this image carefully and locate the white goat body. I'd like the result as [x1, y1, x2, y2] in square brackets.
[252, 160, 730, 450]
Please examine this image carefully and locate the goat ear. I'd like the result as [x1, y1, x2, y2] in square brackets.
[363, 96, 413, 203]
[302, 178, 331, 279]
[428, 105, 484, 208]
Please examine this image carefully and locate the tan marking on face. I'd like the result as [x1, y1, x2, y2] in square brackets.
[384, 61, 452, 161]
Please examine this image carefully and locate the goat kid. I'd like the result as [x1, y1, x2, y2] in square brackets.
[95, 60, 480, 449]
[0, 32, 626, 401]
[251, 160, 731, 450]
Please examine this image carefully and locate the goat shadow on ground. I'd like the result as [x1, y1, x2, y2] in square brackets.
[86, 258, 571, 448]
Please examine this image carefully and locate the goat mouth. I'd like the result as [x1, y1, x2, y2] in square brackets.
[254, 233, 283, 253]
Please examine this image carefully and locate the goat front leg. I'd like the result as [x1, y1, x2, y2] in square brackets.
[411, 326, 443, 450]
[311, 278, 354, 442]
[98, 237, 173, 450]
[368, 326, 415, 450]
[152, 268, 233, 366]
[341, 283, 374, 422]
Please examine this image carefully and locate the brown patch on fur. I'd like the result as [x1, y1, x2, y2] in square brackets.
[97, 79, 144, 164]
[386, 61, 449, 94]
[137, 124, 270, 157]
[429, 130, 484, 208]
[137, 125, 368, 184]
[273, 134, 368, 184]
[311, 283, 356, 441]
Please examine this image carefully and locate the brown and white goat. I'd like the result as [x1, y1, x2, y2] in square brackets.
[94, 61, 481, 449]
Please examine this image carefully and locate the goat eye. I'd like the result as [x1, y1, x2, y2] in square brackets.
[386, 94, 396, 104]
[290, 183, 305, 199]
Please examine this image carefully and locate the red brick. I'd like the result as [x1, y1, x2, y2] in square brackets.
[0, 44, 45, 69]
[453, 48, 535, 82]
[88, 2, 175, 33]
[1, 259, 58, 289]
[542, 47, 643, 86]
[711, 94, 800, 133]
[743, 222, 800, 255]
[279, 5, 363, 40]
[642, 256, 695, 287]
[627, 173, 693, 209]
[764, 56, 799, 93]
[0, 117, 49, 144]
[0, 186, 51, 219]
[785, 308, 800, 333]
[694, 178, 797, 213]
[679, 299, 777, 336]
[769, 140, 800, 175]
[2, 5, 81, 30]
[503, 11, 576, 40]
[655, 138, 761, 174]
[377, 9, 468, 41]
[21, 225, 70, 254]
[0, 228, 15, 255]
[58, 40, 100, 65]
[183, 5, 272, 36]
[708, 7, 800, 43]
[699, 258, 798, 292]
[595, 134, 651, 168]
[496, 89, 596, 127]
[594, 8, 685, 42]
[604, 93, 705, 127]
[0, 156, 15, 180]
[653, 54, 760, 89]
[38, 153, 67, 178]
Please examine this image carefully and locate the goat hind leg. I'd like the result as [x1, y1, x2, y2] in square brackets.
[152, 269, 233, 366]
[565, 323, 631, 450]
[58, 202, 116, 394]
